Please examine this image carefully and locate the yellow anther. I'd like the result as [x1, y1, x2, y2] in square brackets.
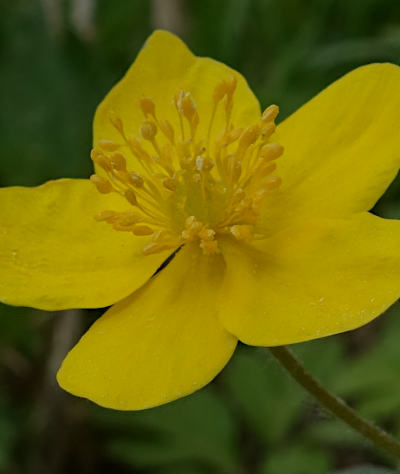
[90, 149, 112, 171]
[192, 173, 202, 183]
[90, 148, 103, 160]
[213, 80, 230, 103]
[232, 188, 246, 205]
[182, 216, 204, 241]
[143, 241, 171, 255]
[195, 156, 204, 171]
[132, 225, 154, 236]
[261, 122, 276, 139]
[262, 104, 279, 123]
[237, 124, 260, 156]
[259, 143, 284, 161]
[179, 154, 194, 170]
[174, 90, 185, 112]
[259, 162, 277, 177]
[163, 177, 177, 191]
[112, 169, 130, 184]
[116, 212, 141, 226]
[230, 224, 253, 242]
[140, 120, 158, 141]
[202, 157, 214, 172]
[128, 136, 152, 162]
[90, 175, 113, 194]
[125, 189, 137, 205]
[181, 93, 197, 121]
[109, 111, 124, 134]
[159, 143, 174, 171]
[128, 172, 144, 188]
[198, 227, 215, 241]
[110, 152, 127, 171]
[139, 97, 156, 117]
[232, 161, 242, 182]
[95, 210, 116, 222]
[159, 119, 175, 143]
[200, 239, 219, 255]
[225, 75, 237, 98]
[240, 124, 261, 147]
[228, 127, 243, 143]
[98, 139, 121, 151]
[264, 175, 282, 190]
[176, 140, 192, 162]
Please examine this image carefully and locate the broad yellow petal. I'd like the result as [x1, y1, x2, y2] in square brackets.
[260, 64, 400, 230]
[219, 213, 400, 346]
[57, 245, 236, 410]
[94, 30, 260, 170]
[0, 179, 171, 310]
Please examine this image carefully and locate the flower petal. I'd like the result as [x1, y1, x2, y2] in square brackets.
[0, 179, 171, 310]
[94, 30, 260, 170]
[219, 213, 400, 346]
[261, 64, 400, 229]
[57, 245, 237, 410]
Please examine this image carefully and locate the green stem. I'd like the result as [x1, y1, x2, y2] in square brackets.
[268, 345, 400, 459]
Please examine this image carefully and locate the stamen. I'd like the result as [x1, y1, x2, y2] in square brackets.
[90, 175, 113, 194]
[139, 97, 156, 117]
[92, 79, 283, 255]
[98, 139, 121, 151]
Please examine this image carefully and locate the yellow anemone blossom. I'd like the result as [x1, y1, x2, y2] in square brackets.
[1, 30, 400, 410]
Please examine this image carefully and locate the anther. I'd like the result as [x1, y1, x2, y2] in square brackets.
[98, 139, 121, 151]
[95, 210, 116, 221]
[140, 120, 158, 141]
[128, 136, 152, 162]
[181, 93, 197, 121]
[125, 189, 138, 205]
[132, 225, 154, 236]
[110, 152, 127, 171]
[195, 156, 204, 171]
[213, 81, 228, 103]
[159, 120, 175, 143]
[262, 105, 279, 123]
[139, 97, 156, 117]
[198, 227, 215, 241]
[225, 75, 237, 98]
[264, 175, 282, 190]
[116, 212, 141, 226]
[259, 143, 284, 161]
[128, 172, 144, 188]
[162, 177, 177, 191]
[90, 175, 113, 194]
[90, 149, 111, 171]
[228, 127, 243, 143]
[261, 122, 276, 139]
[237, 124, 260, 158]
[230, 224, 253, 242]
[109, 111, 124, 134]
[239, 125, 260, 148]
[200, 239, 219, 255]
[259, 162, 277, 177]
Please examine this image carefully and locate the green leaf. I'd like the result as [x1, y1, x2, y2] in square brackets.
[223, 345, 304, 444]
[332, 466, 397, 474]
[260, 444, 331, 474]
[92, 388, 237, 471]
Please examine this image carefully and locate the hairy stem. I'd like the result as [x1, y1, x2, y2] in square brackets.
[269, 345, 400, 459]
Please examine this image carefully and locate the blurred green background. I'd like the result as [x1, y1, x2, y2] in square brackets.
[1, 0, 400, 473]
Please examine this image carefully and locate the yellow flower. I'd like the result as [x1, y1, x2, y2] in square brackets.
[1, 30, 400, 410]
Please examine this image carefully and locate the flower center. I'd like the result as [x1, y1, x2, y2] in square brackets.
[90, 77, 283, 255]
